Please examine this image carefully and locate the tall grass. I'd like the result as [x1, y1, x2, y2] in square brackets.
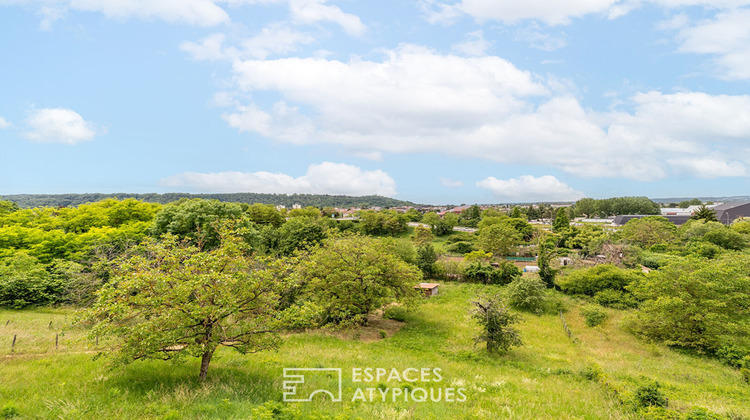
[1, 284, 748, 419]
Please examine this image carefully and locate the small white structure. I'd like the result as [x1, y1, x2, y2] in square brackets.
[524, 265, 540, 273]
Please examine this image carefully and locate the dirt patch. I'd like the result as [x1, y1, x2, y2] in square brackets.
[315, 310, 406, 342]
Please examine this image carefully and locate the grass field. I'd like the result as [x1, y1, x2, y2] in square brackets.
[1, 283, 748, 419]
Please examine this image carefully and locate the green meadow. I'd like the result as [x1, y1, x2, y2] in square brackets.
[1, 283, 747, 419]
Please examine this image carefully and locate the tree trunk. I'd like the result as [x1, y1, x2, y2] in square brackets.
[199, 347, 215, 380]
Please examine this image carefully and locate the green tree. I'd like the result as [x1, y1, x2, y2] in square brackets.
[691, 204, 718, 222]
[509, 207, 522, 218]
[411, 226, 434, 246]
[506, 276, 547, 314]
[477, 223, 521, 256]
[620, 216, 677, 248]
[552, 208, 570, 233]
[421, 212, 439, 230]
[472, 294, 522, 354]
[77, 232, 308, 379]
[0, 200, 19, 216]
[573, 198, 597, 218]
[276, 217, 326, 255]
[0, 253, 67, 308]
[302, 234, 422, 326]
[245, 203, 285, 227]
[416, 243, 438, 278]
[150, 198, 246, 249]
[537, 237, 557, 288]
[628, 255, 750, 353]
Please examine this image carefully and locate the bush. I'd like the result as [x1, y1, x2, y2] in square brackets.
[506, 276, 547, 314]
[471, 294, 522, 354]
[383, 306, 409, 322]
[580, 304, 607, 327]
[593, 289, 638, 309]
[634, 381, 667, 408]
[463, 261, 521, 285]
[0, 253, 67, 308]
[714, 343, 750, 368]
[556, 264, 642, 296]
[446, 241, 476, 254]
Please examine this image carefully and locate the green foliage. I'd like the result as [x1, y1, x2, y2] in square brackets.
[0, 200, 19, 216]
[556, 264, 642, 296]
[628, 255, 750, 353]
[573, 196, 660, 218]
[0, 403, 20, 419]
[445, 241, 476, 254]
[552, 208, 570, 233]
[477, 223, 522, 256]
[359, 211, 408, 236]
[690, 205, 718, 222]
[244, 204, 284, 228]
[731, 218, 750, 235]
[463, 261, 520, 285]
[416, 243, 438, 278]
[621, 216, 677, 248]
[537, 238, 557, 288]
[471, 294, 522, 354]
[302, 234, 422, 326]
[275, 217, 326, 256]
[0, 253, 67, 308]
[411, 226, 433, 246]
[383, 305, 410, 322]
[149, 198, 246, 249]
[506, 276, 547, 314]
[593, 289, 638, 309]
[634, 381, 668, 408]
[679, 198, 702, 208]
[579, 304, 607, 327]
[77, 232, 306, 379]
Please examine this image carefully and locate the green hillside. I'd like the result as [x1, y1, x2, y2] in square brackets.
[1, 283, 747, 419]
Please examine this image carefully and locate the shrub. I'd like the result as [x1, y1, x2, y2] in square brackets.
[0, 253, 67, 309]
[416, 243, 438, 278]
[593, 289, 638, 309]
[383, 306, 409, 322]
[556, 264, 642, 296]
[714, 343, 750, 368]
[471, 294, 522, 354]
[580, 304, 607, 327]
[446, 241, 476, 254]
[634, 381, 667, 408]
[379, 329, 388, 339]
[506, 276, 547, 314]
[0, 403, 20, 419]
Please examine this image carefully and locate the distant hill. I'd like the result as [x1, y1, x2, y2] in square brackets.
[1, 193, 417, 209]
[651, 196, 750, 204]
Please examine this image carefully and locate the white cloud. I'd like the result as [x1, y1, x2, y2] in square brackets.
[241, 23, 316, 59]
[180, 33, 234, 61]
[220, 45, 750, 180]
[451, 30, 491, 56]
[6, 0, 231, 27]
[440, 178, 464, 187]
[0, 117, 11, 129]
[513, 24, 567, 51]
[160, 162, 397, 196]
[424, 0, 619, 26]
[673, 8, 750, 79]
[288, 0, 365, 36]
[23, 108, 102, 144]
[422, 0, 750, 26]
[477, 175, 585, 202]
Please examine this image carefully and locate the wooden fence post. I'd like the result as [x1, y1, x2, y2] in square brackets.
[12, 334, 17, 352]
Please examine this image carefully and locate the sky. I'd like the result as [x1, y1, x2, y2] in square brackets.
[1, 0, 749, 205]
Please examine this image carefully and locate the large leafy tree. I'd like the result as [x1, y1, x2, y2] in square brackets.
[302, 233, 421, 326]
[472, 294, 522, 354]
[78, 232, 306, 380]
[620, 216, 677, 248]
[628, 256, 750, 353]
[477, 223, 522, 256]
[149, 198, 247, 249]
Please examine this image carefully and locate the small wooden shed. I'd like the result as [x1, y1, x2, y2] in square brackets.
[414, 283, 439, 297]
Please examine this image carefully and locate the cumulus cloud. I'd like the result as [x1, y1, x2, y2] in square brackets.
[23, 108, 102, 144]
[220, 44, 750, 180]
[477, 175, 585, 202]
[287, 0, 366, 36]
[160, 162, 397, 196]
[0, 117, 11, 129]
[673, 8, 750, 79]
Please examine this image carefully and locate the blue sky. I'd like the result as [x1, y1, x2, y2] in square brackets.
[1, 0, 749, 204]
